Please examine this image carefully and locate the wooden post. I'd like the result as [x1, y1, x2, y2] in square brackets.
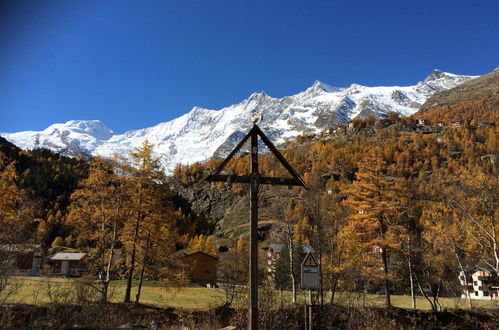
[200, 123, 309, 330]
[249, 127, 259, 330]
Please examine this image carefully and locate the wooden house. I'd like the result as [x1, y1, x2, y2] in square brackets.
[50, 252, 87, 276]
[0, 244, 42, 276]
[182, 251, 218, 285]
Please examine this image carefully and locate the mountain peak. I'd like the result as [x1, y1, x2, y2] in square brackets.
[249, 91, 268, 98]
[45, 120, 114, 140]
[310, 80, 339, 93]
[2, 70, 479, 174]
[425, 69, 446, 81]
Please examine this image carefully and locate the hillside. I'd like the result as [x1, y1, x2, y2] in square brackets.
[176, 115, 498, 242]
[419, 68, 499, 112]
[415, 95, 499, 125]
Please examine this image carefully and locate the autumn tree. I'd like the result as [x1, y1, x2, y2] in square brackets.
[272, 199, 305, 303]
[186, 234, 218, 256]
[122, 141, 178, 304]
[67, 157, 130, 302]
[418, 200, 471, 310]
[319, 187, 348, 304]
[343, 153, 405, 307]
[133, 186, 178, 305]
[0, 156, 35, 298]
[218, 234, 248, 306]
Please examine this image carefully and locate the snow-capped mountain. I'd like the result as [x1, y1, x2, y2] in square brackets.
[1, 70, 477, 173]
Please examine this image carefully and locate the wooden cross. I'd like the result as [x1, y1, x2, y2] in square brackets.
[202, 123, 309, 330]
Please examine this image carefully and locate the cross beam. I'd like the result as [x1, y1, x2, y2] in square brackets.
[202, 123, 308, 330]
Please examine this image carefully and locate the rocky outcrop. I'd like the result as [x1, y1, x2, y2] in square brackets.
[175, 186, 233, 222]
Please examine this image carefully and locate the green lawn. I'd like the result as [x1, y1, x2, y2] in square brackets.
[3, 276, 498, 311]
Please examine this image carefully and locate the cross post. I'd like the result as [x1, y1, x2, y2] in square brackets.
[202, 123, 308, 330]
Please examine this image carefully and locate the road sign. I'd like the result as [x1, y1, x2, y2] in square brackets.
[301, 252, 319, 290]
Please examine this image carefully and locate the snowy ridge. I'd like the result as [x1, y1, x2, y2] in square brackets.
[1, 70, 478, 173]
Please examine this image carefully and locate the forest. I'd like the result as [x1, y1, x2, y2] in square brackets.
[0, 108, 498, 327]
[174, 112, 498, 310]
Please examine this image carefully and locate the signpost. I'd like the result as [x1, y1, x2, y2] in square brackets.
[301, 252, 319, 330]
[201, 122, 309, 330]
[301, 252, 319, 290]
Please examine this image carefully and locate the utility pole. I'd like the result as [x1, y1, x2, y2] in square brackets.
[202, 122, 308, 330]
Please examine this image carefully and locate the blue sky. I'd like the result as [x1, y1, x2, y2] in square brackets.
[1, 0, 498, 133]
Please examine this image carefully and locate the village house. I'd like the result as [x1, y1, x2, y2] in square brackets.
[460, 266, 499, 300]
[50, 252, 87, 276]
[477, 122, 495, 128]
[181, 251, 218, 286]
[480, 154, 497, 165]
[0, 244, 42, 276]
[418, 118, 428, 126]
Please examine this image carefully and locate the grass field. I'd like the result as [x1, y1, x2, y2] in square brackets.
[3, 276, 498, 311]
[3, 277, 226, 309]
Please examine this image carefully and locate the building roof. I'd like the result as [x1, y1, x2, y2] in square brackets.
[51, 252, 86, 261]
[0, 244, 41, 252]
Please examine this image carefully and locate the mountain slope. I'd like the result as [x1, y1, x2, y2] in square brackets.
[419, 68, 499, 112]
[1, 70, 477, 173]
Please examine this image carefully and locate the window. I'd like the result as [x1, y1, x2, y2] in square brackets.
[474, 281, 478, 286]
[204, 269, 211, 274]
[484, 291, 489, 296]
[475, 291, 479, 296]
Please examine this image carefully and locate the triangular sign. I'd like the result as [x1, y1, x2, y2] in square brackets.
[302, 252, 318, 267]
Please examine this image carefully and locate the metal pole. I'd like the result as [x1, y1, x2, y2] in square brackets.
[308, 290, 313, 330]
[249, 126, 259, 330]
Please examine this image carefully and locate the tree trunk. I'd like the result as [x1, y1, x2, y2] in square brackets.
[454, 248, 472, 309]
[124, 209, 141, 303]
[415, 272, 437, 311]
[407, 255, 416, 309]
[102, 226, 117, 303]
[330, 275, 339, 305]
[381, 246, 391, 307]
[101, 281, 109, 303]
[287, 235, 297, 303]
[134, 258, 147, 305]
[135, 232, 151, 305]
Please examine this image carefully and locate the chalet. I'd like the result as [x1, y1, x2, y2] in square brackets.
[460, 266, 499, 300]
[0, 244, 42, 276]
[418, 119, 428, 126]
[478, 122, 495, 128]
[181, 251, 218, 285]
[50, 252, 87, 276]
[480, 154, 497, 165]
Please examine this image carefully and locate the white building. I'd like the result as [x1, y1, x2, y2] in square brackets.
[460, 267, 499, 300]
